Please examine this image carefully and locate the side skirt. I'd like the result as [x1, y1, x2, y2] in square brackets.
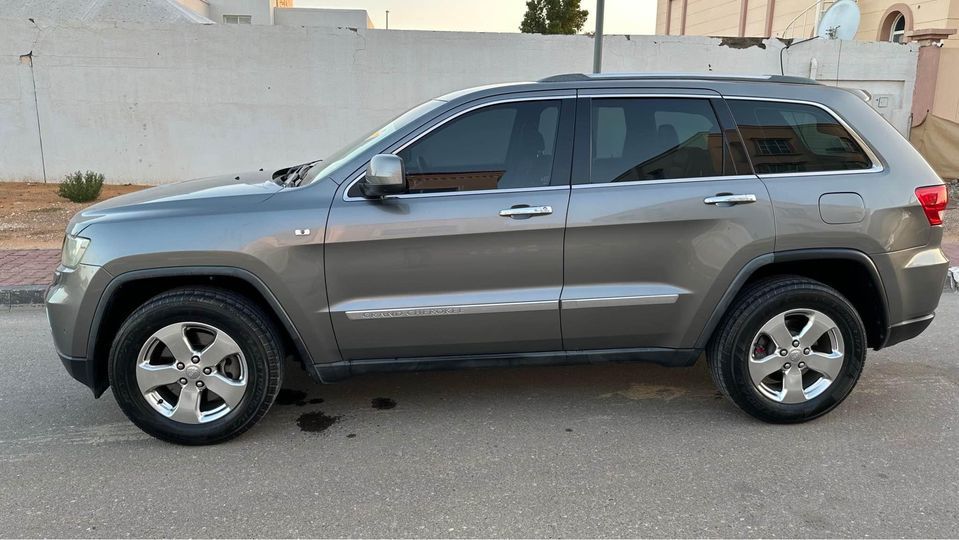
[313, 347, 703, 382]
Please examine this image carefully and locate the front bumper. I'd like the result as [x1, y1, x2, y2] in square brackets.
[46, 263, 112, 397]
[57, 351, 106, 396]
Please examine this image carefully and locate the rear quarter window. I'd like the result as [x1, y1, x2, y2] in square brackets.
[727, 100, 874, 174]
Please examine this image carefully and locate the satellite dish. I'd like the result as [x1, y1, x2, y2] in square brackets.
[817, 0, 861, 40]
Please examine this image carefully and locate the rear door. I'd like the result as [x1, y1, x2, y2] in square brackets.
[561, 89, 776, 351]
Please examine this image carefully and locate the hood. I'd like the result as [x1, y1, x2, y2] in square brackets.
[68, 169, 283, 236]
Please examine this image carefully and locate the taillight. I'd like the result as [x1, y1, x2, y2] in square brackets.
[916, 185, 948, 226]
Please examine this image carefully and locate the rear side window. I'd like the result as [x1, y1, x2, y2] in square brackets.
[727, 100, 873, 174]
[589, 98, 726, 183]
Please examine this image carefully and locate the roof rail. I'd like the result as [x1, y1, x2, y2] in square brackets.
[539, 72, 819, 85]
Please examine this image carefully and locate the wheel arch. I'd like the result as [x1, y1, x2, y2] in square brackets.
[696, 249, 889, 351]
[85, 267, 317, 398]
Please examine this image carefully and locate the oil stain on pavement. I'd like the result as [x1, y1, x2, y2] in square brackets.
[296, 411, 340, 433]
[371, 397, 397, 409]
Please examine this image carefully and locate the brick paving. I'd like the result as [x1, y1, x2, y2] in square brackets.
[1, 244, 959, 289]
[0, 249, 60, 286]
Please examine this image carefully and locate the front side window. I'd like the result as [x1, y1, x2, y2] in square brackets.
[396, 100, 561, 193]
[589, 98, 726, 183]
[727, 100, 873, 174]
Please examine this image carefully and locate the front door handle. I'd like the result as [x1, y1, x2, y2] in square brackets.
[499, 205, 553, 218]
[704, 194, 757, 206]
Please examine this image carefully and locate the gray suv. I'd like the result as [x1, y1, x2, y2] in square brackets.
[46, 73, 949, 445]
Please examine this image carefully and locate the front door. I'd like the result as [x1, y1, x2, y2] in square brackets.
[326, 95, 575, 360]
[562, 91, 776, 351]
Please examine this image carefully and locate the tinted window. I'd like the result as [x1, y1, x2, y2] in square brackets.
[589, 98, 726, 183]
[727, 100, 873, 174]
[395, 100, 561, 193]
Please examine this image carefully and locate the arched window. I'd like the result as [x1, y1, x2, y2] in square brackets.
[877, 5, 913, 43]
[889, 13, 906, 42]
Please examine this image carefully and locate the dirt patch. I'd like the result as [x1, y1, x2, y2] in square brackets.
[0, 182, 148, 249]
[600, 384, 690, 401]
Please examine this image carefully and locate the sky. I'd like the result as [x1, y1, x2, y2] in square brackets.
[297, 0, 658, 35]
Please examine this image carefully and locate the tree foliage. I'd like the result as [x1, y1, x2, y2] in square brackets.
[519, 0, 589, 35]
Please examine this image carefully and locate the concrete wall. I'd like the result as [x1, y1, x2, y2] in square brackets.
[0, 18, 918, 184]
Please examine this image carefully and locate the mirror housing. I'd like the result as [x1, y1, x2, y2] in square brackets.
[360, 154, 407, 198]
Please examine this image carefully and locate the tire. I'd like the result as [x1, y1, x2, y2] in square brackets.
[109, 287, 284, 445]
[707, 275, 866, 423]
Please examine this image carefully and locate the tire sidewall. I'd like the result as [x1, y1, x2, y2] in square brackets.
[109, 294, 279, 444]
[726, 286, 866, 421]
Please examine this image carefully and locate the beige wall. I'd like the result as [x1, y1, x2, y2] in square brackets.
[684, 0, 742, 35]
[932, 47, 959, 119]
[656, 0, 959, 39]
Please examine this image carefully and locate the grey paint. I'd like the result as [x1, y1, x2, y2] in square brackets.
[820, 193, 866, 224]
[45, 74, 948, 395]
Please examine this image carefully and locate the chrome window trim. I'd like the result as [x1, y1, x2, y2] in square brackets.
[571, 174, 757, 189]
[345, 183, 569, 201]
[723, 95, 885, 178]
[343, 95, 574, 202]
[345, 300, 557, 320]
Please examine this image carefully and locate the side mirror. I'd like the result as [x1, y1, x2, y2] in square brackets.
[360, 154, 407, 198]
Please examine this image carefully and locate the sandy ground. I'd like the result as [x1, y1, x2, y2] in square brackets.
[0, 182, 147, 249]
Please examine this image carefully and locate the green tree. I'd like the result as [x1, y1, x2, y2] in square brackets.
[519, 0, 589, 34]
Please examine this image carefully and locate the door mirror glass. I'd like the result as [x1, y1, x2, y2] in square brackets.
[361, 154, 407, 197]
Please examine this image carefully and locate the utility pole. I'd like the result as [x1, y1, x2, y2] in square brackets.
[592, 0, 605, 73]
[385, 10, 389, 29]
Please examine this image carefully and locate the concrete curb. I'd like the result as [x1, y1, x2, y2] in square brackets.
[1, 285, 46, 307]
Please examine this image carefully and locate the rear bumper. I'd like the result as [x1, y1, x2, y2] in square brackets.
[882, 313, 935, 348]
[872, 243, 948, 347]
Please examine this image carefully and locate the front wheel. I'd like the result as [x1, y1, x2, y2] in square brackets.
[707, 276, 867, 423]
[109, 287, 284, 445]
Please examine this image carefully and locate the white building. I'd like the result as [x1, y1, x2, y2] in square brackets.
[1, 0, 375, 29]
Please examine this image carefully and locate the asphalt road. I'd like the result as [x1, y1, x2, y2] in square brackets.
[1, 298, 957, 538]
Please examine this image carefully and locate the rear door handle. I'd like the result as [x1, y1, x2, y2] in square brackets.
[499, 205, 553, 218]
[704, 194, 757, 205]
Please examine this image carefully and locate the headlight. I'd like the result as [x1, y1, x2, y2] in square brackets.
[61, 235, 90, 269]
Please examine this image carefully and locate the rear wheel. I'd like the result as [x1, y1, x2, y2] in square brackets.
[707, 276, 866, 423]
[109, 287, 284, 444]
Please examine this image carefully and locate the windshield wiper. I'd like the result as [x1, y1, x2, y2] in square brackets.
[280, 160, 321, 187]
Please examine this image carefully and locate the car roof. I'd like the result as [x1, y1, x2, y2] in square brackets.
[539, 72, 819, 85]
[434, 73, 824, 104]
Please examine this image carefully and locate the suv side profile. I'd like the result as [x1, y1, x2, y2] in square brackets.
[46, 74, 948, 445]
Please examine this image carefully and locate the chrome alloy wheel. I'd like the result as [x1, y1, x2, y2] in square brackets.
[748, 309, 845, 404]
[135, 322, 248, 424]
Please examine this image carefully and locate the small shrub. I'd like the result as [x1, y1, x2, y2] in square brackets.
[58, 170, 104, 202]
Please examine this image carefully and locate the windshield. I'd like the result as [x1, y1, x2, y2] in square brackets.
[307, 99, 446, 183]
